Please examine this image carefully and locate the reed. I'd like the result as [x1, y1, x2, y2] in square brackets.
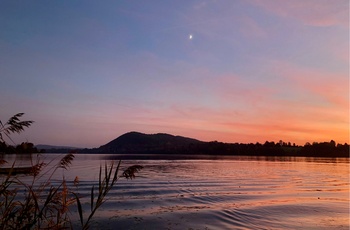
[0, 154, 142, 229]
[0, 113, 143, 228]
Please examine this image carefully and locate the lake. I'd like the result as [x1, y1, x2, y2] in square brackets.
[2, 154, 349, 229]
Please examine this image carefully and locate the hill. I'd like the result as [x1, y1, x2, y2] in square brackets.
[79, 132, 349, 157]
[97, 131, 202, 154]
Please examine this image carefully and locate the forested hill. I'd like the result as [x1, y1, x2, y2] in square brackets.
[79, 132, 349, 158]
[97, 131, 202, 154]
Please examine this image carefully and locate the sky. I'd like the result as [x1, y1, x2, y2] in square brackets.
[0, 0, 349, 148]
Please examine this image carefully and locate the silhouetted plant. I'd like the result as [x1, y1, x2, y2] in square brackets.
[0, 113, 143, 228]
[0, 113, 34, 145]
[0, 154, 75, 229]
[0, 154, 143, 229]
[122, 164, 143, 179]
[72, 161, 143, 229]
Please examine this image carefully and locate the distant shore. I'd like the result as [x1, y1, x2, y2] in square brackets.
[3, 132, 348, 158]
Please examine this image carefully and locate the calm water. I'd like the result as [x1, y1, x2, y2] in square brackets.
[2, 154, 349, 229]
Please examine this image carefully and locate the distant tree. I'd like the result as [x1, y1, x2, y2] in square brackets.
[278, 140, 283, 146]
[15, 142, 40, 154]
[264, 141, 276, 147]
[329, 140, 336, 147]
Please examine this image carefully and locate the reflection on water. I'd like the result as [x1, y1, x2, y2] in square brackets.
[1, 154, 349, 229]
[101, 154, 350, 164]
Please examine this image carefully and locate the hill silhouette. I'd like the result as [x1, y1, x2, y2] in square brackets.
[98, 131, 202, 154]
[78, 131, 348, 157]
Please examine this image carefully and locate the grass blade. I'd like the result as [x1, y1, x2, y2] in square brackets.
[98, 165, 102, 191]
[91, 185, 94, 212]
[72, 192, 84, 226]
[111, 160, 121, 186]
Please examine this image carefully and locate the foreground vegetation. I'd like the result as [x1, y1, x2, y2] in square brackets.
[0, 154, 142, 229]
[0, 113, 143, 229]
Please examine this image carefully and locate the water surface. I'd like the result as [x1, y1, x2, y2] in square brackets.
[2, 154, 349, 229]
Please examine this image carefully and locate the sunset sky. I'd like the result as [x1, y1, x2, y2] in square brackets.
[0, 0, 348, 148]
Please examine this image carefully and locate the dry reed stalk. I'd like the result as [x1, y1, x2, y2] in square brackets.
[0, 154, 143, 229]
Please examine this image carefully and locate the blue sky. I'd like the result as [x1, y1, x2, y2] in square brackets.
[0, 0, 348, 147]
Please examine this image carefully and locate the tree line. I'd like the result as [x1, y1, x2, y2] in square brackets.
[1, 113, 348, 157]
[187, 140, 349, 158]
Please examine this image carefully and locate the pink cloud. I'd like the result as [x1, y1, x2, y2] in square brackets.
[119, 96, 346, 145]
[128, 58, 348, 144]
[238, 15, 268, 39]
[254, 61, 349, 142]
[156, 62, 348, 144]
[323, 32, 349, 64]
[183, 1, 269, 45]
[249, 0, 349, 27]
[269, 60, 349, 108]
